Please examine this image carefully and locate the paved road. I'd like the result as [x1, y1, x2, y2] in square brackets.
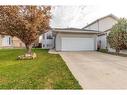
[59, 51, 127, 89]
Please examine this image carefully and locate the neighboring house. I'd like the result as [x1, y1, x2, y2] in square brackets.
[41, 30, 54, 49]
[0, 35, 25, 48]
[0, 35, 43, 48]
[83, 14, 118, 49]
[0, 33, 53, 49]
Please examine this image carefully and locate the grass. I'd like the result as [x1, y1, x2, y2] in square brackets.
[0, 49, 82, 89]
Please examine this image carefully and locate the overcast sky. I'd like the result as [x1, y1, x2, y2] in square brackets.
[50, 5, 127, 28]
[1, 0, 127, 29]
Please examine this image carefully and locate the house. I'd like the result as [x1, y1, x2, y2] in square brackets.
[45, 14, 119, 51]
[0, 34, 44, 48]
[83, 14, 118, 49]
[0, 14, 118, 51]
[41, 30, 54, 49]
[0, 35, 25, 48]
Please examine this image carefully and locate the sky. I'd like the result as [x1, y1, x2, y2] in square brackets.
[1, 0, 126, 29]
[50, 4, 127, 28]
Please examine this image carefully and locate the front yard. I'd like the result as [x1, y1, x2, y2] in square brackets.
[0, 49, 81, 89]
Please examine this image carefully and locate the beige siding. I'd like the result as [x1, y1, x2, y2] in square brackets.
[0, 35, 25, 48]
[55, 33, 62, 51]
[55, 32, 97, 51]
[98, 35, 107, 49]
[85, 22, 99, 31]
[85, 16, 117, 49]
[85, 17, 117, 32]
[97, 30, 112, 49]
[12, 37, 25, 48]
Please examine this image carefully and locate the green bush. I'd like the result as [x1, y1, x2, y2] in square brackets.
[98, 49, 108, 53]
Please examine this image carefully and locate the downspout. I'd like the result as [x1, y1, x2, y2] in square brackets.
[97, 20, 100, 50]
[53, 34, 56, 49]
[11, 36, 13, 48]
[52, 31, 56, 49]
[97, 19, 99, 32]
[106, 32, 108, 49]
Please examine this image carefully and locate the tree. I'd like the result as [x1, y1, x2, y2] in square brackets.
[0, 6, 51, 55]
[107, 18, 127, 54]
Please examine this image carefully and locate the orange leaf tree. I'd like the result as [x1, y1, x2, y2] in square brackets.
[0, 6, 51, 54]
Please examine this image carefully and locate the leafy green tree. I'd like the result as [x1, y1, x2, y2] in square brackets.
[107, 18, 127, 54]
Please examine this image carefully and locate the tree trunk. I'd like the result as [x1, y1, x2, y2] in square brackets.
[116, 49, 120, 55]
[25, 44, 33, 54]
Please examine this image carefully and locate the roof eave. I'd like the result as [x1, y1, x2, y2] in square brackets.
[53, 30, 99, 34]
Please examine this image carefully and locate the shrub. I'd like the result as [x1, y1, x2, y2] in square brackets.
[98, 49, 108, 53]
[107, 18, 127, 54]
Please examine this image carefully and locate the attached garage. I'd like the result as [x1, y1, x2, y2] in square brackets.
[53, 28, 99, 51]
[61, 37, 95, 51]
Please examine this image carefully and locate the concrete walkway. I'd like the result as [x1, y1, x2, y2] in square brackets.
[59, 51, 127, 89]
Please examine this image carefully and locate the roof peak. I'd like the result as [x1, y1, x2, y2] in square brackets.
[83, 14, 118, 29]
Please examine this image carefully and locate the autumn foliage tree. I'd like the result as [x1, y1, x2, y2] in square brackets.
[0, 6, 51, 56]
[107, 18, 127, 54]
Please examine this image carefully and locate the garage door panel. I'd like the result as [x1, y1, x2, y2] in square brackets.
[61, 38, 95, 51]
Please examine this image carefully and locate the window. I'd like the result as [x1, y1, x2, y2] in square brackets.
[8, 37, 11, 45]
[47, 34, 53, 39]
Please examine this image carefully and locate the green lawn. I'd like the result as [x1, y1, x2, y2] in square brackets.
[0, 49, 81, 89]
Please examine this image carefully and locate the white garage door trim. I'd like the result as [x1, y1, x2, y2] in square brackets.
[61, 37, 95, 51]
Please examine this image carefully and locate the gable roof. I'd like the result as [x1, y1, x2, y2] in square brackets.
[53, 28, 83, 31]
[52, 28, 100, 34]
[83, 14, 119, 29]
[98, 28, 112, 36]
[52, 28, 101, 32]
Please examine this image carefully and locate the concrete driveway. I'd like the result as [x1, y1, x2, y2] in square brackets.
[59, 51, 127, 89]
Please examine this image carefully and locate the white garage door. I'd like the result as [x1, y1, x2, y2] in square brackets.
[61, 37, 95, 51]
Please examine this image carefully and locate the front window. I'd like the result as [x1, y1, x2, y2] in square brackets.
[47, 34, 52, 39]
[9, 37, 11, 45]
